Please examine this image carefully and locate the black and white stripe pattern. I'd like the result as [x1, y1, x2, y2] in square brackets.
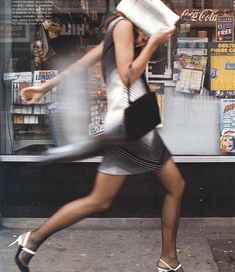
[98, 17, 172, 175]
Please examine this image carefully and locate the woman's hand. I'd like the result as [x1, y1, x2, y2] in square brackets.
[20, 85, 45, 104]
[148, 26, 176, 50]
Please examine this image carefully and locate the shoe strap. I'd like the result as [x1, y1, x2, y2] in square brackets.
[22, 231, 31, 247]
[22, 247, 36, 255]
[159, 258, 182, 271]
[159, 258, 172, 270]
[174, 263, 182, 271]
[22, 231, 36, 255]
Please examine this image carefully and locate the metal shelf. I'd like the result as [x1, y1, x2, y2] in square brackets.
[13, 140, 54, 151]
[1, 155, 235, 163]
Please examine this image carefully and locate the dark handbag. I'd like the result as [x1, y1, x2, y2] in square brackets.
[124, 66, 161, 140]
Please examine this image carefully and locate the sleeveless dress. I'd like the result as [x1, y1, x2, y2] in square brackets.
[98, 17, 172, 175]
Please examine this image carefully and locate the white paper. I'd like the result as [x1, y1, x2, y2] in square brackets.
[117, 0, 180, 36]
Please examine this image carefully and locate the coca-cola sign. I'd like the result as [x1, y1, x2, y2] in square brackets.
[177, 9, 233, 25]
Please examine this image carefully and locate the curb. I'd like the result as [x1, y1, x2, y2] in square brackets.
[1, 217, 235, 230]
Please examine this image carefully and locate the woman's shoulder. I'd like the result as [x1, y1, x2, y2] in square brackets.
[116, 17, 133, 27]
[113, 17, 134, 33]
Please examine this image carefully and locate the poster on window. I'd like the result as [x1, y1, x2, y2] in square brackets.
[220, 99, 235, 154]
[216, 16, 234, 42]
[210, 43, 235, 97]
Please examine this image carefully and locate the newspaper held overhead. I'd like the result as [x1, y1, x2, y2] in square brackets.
[116, 0, 180, 36]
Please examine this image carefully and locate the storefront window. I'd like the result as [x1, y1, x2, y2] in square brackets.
[1, 0, 235, 158]
[0, 0, 109, 155]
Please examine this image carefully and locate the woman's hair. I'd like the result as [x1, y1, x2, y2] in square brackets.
[102, 10, 140, 47]
[102, 11, 125, 31]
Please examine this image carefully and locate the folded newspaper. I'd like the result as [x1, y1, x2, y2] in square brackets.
[116, 0, 180, 36]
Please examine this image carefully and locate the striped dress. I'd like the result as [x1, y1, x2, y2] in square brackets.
[98, 17, 172, 175]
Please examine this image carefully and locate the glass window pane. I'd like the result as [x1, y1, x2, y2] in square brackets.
[0, 0, 108, 155]
[1, 0, 235, 157]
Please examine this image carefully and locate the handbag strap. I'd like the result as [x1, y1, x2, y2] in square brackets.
[127, 65, 132, 105]
[103, 17, 127, 57]
[127, 64, 150, 105]
[102, 17, 128, 82]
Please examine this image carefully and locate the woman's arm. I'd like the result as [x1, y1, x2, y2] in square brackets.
[20, 42, 103, 104]
[40, 41, 104, 93]
[20, 42, 104, 104]
[113, 20, 175, 86]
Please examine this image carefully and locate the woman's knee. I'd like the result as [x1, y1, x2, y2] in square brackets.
[86, 194, 113, 213]
[174, 176, 186, 197]
[165, 174, 186, 198]
[158, 159, 186, 197]
[86, 172, 126, 213]
[96, 198, 113, 212]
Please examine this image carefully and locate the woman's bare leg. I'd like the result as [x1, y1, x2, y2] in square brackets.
[20, 172, 127, 265]
[155, 158, 185, 270]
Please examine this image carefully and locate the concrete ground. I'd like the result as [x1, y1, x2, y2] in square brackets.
[0, 218, 234, 272]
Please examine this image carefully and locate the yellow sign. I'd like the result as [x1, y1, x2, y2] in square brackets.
[210, 43, 235, 95]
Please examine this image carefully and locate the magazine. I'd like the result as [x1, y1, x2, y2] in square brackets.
[116, 0, 180, 36]
[33, 70, 58, 104]
[148, 82, 164, 127]
[174, 55, 208, 94]
[3, 72, 32, 82]
[88, 61, 107, 136]
[220, 99, 235, 154]
[9, 72, 33, 106]
[3, 72, 41, 126]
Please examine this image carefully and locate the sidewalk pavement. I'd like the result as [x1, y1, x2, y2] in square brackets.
[0, 218, 234, 272]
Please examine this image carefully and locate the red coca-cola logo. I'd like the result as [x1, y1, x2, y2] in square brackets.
[178, 9, 232, 23]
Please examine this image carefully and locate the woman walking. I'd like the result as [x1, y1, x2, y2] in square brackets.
[10, 3, 185, 272]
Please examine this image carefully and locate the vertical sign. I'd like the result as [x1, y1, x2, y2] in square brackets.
[216, 16, 234, 42]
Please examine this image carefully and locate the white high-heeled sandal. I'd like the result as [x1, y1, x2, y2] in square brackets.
[9, 231, 36, 272]
[156, 258, 182, 272]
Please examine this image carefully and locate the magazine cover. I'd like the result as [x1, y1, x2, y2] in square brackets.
[85, 45, 107, 137]
[3, 72, 32, 82]
[33, 70, 58, 104]
[174, 55, 208, 94]
[88, 62, 107, 136]
[9, 72, 33, 107]
[12, 78, 32, 106]
[220, 99, 235, 154]
[148, 82, 164, 127]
